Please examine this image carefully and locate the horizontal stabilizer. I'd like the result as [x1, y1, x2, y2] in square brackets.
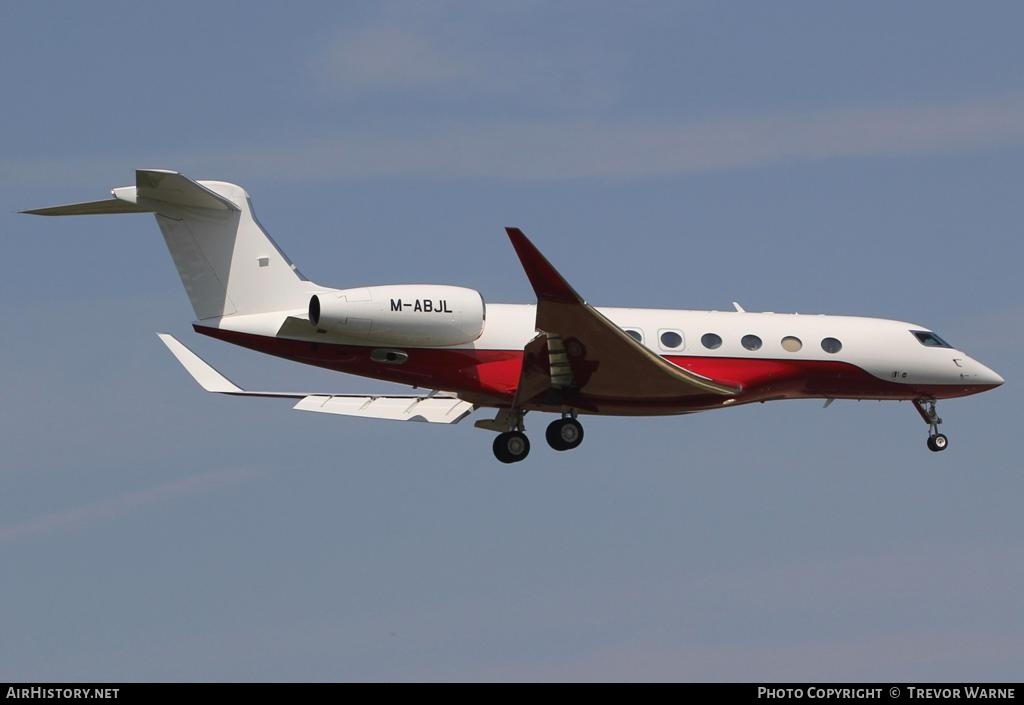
[24, 169, 312, 321]
[23, 169, 239, 217]
[135, 169, 239, 211]
[21, 199, 148, 216]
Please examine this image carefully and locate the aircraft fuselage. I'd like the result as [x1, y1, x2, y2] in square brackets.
[195, 304, 1003, 415]
[24, 170, 1002, 460]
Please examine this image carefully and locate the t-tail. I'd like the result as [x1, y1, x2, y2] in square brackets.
[23, 169, 316, 319]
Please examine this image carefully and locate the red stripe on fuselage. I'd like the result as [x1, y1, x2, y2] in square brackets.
[666, 355, 992, 402]
[194, 326, 996, 413]
[195, 325, 522, 405]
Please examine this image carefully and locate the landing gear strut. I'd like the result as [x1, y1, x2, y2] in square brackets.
[913, 399, 948, 452]
[545, 412, 584, 451]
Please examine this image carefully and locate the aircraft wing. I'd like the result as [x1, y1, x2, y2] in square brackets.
[505, 228, 741, 408]
[157, 334, 475, 424]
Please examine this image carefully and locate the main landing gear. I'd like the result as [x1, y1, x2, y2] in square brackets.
[913, 399, 948, 452]
[488, 408, 531, 464]
[545, 415, 584, 451]
[493, 430, 531, 464]
[483, 409, 585, 463]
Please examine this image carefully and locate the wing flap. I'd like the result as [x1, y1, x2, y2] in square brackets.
[158, 333, 474, 422]
[294, 395, 475, 424]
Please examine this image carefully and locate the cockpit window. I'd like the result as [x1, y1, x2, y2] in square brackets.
[911, 330, 953, 348]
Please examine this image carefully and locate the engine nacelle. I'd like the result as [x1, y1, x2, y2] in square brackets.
[309, 285, 485, 346]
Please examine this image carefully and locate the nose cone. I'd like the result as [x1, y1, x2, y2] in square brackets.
[962, 354, 1004, 389]
[977, 362, 1005, 388]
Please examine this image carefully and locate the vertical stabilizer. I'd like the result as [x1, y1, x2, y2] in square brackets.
[23, 169, 315, 320]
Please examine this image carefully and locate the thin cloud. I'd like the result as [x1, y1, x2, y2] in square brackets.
[309, 6, 623, 109]
[6, 95, 1024, 188]
[206, 94, 1024, 180]
[0, 467, 259, 544]
[317, 26, 471, 92]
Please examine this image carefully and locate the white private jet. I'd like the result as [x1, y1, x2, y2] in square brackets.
[24, 170, 1003, 462]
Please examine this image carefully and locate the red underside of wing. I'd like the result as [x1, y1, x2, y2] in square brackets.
[195, 326, 997, 414]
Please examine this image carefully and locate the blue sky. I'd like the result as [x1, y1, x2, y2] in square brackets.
[2, 1, 1022, 681]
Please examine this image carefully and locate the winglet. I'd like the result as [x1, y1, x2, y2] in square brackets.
[157, 333, 243, 393]
[156, 333, 464, 404]
[505, 227, 583, 304]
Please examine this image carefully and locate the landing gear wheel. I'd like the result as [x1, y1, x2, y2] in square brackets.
[927, 433, 948, 452]
[545, 418, 584, 451]
[493, 431, 531, 463]
[914, 399, 949, 454]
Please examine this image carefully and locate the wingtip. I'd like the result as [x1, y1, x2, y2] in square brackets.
[504, 226, 534, 255]
[503, 226, 582, 305]
[157, 332, 243, 394]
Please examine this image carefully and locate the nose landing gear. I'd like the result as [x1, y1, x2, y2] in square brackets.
[913, 399, 948, 452]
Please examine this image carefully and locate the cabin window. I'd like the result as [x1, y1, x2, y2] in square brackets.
[701, 333, 722, 350]
[741, 334, 762, 351]
[781, 336, 802, 352]
[624, 328, 643, 343]
[659, 330, 684, 349]
[911, 330, 952, 348]
[821, 337, 843, 354]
